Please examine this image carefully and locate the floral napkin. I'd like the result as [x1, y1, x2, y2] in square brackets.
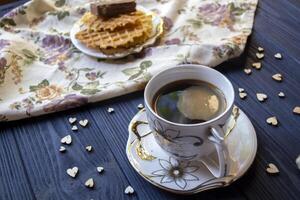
[0, 0, 258, 121]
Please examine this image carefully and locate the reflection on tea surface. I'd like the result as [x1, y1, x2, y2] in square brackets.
[153, 80, 226, 124]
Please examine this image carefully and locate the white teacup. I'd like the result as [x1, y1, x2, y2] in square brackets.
[144, 64, 235, 178]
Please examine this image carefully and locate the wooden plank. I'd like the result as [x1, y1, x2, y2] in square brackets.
[216, 15, 300, 199]
[0, 0, 300, 199]
[216, 34, 300, 200]
[1, 108, 138, 200]
[212, 0, 300, 198]
[0, 129, 35, 200]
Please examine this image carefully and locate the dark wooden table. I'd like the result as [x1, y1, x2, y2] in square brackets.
[1, 0, 300, 199]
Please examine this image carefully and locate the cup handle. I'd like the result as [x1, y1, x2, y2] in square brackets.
[204, 125, 230, 178]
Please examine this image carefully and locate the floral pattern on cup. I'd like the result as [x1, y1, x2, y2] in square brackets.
[152, 119, 204, 160]
[153, 119, 180, 141]
[151, 157, 199, 189]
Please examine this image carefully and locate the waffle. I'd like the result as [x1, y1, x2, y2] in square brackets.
[100, 33, 152, 55]
[75, 13, 153, 52]
[81, 11, 145, 32]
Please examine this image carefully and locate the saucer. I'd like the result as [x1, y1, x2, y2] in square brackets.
[126, 107, 257, 194]
[70, 6, 164, 59]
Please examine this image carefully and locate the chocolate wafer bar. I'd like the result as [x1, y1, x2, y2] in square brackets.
[91, 0, 136, 18]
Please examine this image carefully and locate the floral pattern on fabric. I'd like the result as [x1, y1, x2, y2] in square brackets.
[0, 0, 258, 121]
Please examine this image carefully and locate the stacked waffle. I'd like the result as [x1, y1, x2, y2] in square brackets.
[75, 10, 153, 55]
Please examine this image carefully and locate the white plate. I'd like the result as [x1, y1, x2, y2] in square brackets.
[70, 6, 164, 59]
[126, 107, 257, 194]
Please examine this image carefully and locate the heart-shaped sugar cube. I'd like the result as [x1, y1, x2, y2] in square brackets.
[252, 62, 262, 69]
[85, 178, 94, 188]
[266, 116, 278, 126]
[296, 155, 300, 170]
[97, 166, 104, 173]
[124, 186, 134, 195]
[266, 163, 279, 174]
[79, 119, 89, 127]
[272, 73, 283, 82]
[67, 167, 79, 178]
[256, 93, 268, 102]
[59, 146, 66, 152]
[293, 106, 300, 115]
[61, 135, 72, 145]
[69, 117, 77, 124]
[278, 92, 285, 98]
[239, 92, 247, 99]
[244, 68, 252, 75]
[107, 107, 114, 113]
[258, 47, 264, 52]
[256, 53, 264, 59]
[86, 145, 93, 152]
[274, 53, 282, 59]
[71, 125, 78, 131]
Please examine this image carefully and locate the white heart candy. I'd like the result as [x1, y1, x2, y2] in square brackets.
[256, 93, 268, 102]
[69, 117, 77, 124]
[239, 92, 247, 99]
[59, 146, 66, 152]
[256, 53, 264, 59]
[85, 178, 94, 188]
[244, 68, 252, 75]
[67, 167, 79, 178]
[71, 125, 78, 131]
[266, 116, 278, 126]
[252, 62, 262, 69]
[274, 53, 282, 59]
[258, 47, 264, 52]
[272, 73, 283, 82]
[293, 106, 300, 115]
[97, 166, 104, 173]
[278, 92, 285, 98]
[296, 155, 300, 170]
[238, 88, 245, 93]
[79, 119, 89, 127]
[107, 107, 114, 113]
[266, 163, 279, 174]
[61, 135, 72, 145]
[86, 145, 93, 152]
[124, 186, 134, 195]
[137, 104, 144, 109]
